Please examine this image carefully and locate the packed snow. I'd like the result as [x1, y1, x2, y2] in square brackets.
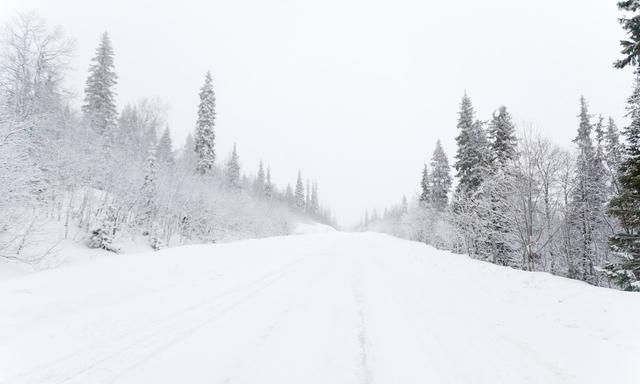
[0, 232, 638, 384]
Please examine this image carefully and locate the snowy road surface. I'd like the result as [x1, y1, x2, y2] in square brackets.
[1, 232, 639, 383]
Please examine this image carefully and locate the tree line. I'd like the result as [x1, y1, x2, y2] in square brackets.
[0, 12, 334, 262]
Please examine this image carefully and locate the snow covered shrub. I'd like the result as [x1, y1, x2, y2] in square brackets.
[88, 206, 120, 253]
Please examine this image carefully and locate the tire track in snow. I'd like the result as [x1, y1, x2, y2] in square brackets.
[354, 274, 372, 384]
[2, 257, 306, 384]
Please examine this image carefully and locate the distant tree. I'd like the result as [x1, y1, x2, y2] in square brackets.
[225, 144, 241, 189]
[157, 126, 175, 168]
[139, 147, 158, 230]
[430, 140, 452, 212]
[401, 195, 408, 215]
[295, 171, 305, 209]
[195, 71, 216, 175]
[265, 167, 273, 199]
[255, 161, 266, 195]
[310, 181, 320, 214]
[82, 32, 117, 149]
[419, 164, 431, 203]
[285, 183, 295, 206]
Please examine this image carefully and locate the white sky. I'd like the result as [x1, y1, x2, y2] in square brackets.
[0, 0, 634, 225]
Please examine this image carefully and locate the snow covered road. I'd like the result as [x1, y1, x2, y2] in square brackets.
[1, 232, 639, 383]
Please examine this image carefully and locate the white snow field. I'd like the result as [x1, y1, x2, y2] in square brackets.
[1, 231, 639, 384]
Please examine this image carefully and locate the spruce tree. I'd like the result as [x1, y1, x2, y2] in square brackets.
[295, 171, 305, 210]
[83, 32, 118, 147]
[430, 139, 452, 212]
[614, 0, 640, 70]
[487, 106, 517, 169]
[225, 144, 241, 189]
[454, 93, 489, 194]
[609, 73, 640, 286]
[195, 71, 216, 175]
[419, 164, 431, 203]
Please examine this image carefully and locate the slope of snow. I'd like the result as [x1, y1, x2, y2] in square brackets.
[0, 232, 638, 384]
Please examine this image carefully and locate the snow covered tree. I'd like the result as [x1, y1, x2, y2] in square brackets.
[82, 32, 117, 148]
[225, 144, 241, 190]
[569, 96, 604, 282]
[195, 71, 216, 175]
[138, 147, 158, 231]
[454, 93, 489, 195]
[488, 106, 517, 169]
[88, 205, 120, 253]
[609, 73, 640, 287]
[419, 164, 431, 203]
[615, 0, 640, 71]
[157, 126, 175, 168]
[605, 117, 624, 194]
[265, 167, 273, 199]
[430, 140, 452, 212]
[295, 171, 305, 210]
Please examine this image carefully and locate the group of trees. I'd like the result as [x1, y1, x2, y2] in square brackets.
[362, 93, 630, 289]
[361, 1, 640, 290]
[0, 12, 333, 262]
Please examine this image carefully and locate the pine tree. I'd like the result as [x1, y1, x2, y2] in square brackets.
[401, 195, 408, 215]
[157, 126, 175, 168]
[295, 171, 305, 209]
[419, 164, 431, 203]
[265, 167, 273, 199]
[454, 93, 489, 194]
[430, 139, 452, 212]
[488, 106, 517, 169]
[82, 32, 118, 148]
[225, 144, 241, 189]
[609, 73, 640, 287]
[614, 0, 640, 71]
[195, 71, 216, 175]
[484, 106, 518, 265]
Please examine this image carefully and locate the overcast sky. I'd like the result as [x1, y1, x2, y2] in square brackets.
[0, 0, 634, 225]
